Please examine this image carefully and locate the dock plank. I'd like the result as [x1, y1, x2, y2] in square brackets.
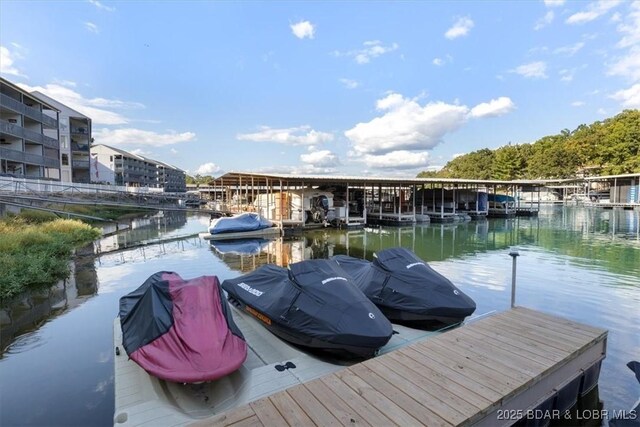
[196, 307, 608, 427]
[268, 391, 314, 426]
[335, 368, 423, 426]
[303, 380, 371, 427]
[375, 351, 491, 412]
[349, 362, 453, 426]
[397, 346, 506, 400]
[320, 375, 392, 426]
[249, 397, 287, 426]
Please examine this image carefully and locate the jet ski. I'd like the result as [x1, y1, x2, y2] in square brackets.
[221, 259, 393, 358]
[119, 272, 247, 383]
[333, 247, 476, 328]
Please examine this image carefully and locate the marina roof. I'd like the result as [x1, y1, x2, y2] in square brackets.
[214, 171, 550, 187]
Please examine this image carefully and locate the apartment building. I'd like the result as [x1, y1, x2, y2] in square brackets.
[91, 144, 186, 192]
[0, 77, 61, 179]
[31, 91, 92, 183]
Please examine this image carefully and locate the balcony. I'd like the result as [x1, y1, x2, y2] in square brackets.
[72, 159, 90, 169]
[0, 147, 54, 167]
[71, 142, 90, 152]
[0, 121, 59, 149]
[71, 127, 89, 135]
[0, 93, 58, 128]
[0, 120, 23, 139]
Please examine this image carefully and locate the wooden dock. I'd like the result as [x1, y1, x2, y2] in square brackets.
[203, 307, 607, 427]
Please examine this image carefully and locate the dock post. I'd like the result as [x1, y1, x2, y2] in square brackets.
[509, 249, 520, 308]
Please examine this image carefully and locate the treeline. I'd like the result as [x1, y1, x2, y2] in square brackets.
[418, 109, 640, 179]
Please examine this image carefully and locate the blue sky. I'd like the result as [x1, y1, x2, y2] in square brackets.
[1, 0, 638, 177]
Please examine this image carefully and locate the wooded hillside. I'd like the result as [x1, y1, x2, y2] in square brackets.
[418, 109, 640, 179]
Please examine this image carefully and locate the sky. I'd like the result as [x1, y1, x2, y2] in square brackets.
[1, 0, 639, 178]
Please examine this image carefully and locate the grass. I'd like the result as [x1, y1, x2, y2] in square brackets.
[0, 215, 101, 300]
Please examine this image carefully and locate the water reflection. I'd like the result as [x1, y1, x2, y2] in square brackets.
[0, 247, 98, 353]
[205, 206, 639, 280]
[96, 210, 191, 253]
[0, 206, 638, 426]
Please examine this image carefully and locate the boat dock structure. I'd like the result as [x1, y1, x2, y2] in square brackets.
[192, 172, 549, 227]
[114, 306, 607, 426]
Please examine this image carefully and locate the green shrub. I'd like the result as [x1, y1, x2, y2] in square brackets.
[0, 218, 101, 299]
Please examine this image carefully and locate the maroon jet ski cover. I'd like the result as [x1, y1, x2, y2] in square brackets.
[119, 272, 247, 383]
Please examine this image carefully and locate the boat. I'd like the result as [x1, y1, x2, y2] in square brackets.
[332, 247, 476, 328]
[118, 271, 247, 383]
[221, 259, 394, 358]
[487, 193, 516, 217]
[199, 212, 281, 240]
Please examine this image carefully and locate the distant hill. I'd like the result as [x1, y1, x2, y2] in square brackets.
[418, 109, 640, 179]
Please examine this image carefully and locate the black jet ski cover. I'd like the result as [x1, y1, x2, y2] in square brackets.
[333, 247, 476, 325]
[119, 272, 247, 383]
[221, 260, 393, 356]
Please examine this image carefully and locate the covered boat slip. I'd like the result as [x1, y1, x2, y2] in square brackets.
[113, 304, 433, 426]
[203, 172, 547, 226]
[200, 307, 607, 427]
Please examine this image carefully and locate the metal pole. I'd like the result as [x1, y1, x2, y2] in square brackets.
[509, 249, 520, 308]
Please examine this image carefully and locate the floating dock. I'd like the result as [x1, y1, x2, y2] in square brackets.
[204, 307, 607, 427]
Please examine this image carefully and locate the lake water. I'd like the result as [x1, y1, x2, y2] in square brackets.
[0, 206, 638, 426]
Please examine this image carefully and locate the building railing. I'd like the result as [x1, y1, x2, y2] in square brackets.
[72, 159, 90, 169]
[0, 120, 59, 149]
[0, 93, 58, 128]
[70, 127, 89, 135]
[71, 142, 90, 152]
[0, 175, 171, 195]
[0, 147, 57, 168]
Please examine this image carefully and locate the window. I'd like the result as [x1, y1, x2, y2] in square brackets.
[60, 135, 68, 149]
[62, 154, 69, 166]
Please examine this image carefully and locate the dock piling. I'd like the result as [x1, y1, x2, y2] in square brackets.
[509, 249, 520, 308]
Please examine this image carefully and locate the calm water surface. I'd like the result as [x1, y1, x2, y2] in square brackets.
[0, 206, 638, 426]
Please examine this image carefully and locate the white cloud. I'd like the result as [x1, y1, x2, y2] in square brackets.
[511, 61, 548, 79]
[170, 148, 178, 154]
[452, 153, 465, 159]
[610, 83, 640, 108]
[534, 11, 555, 30]
[597, 108, 608, 114]
[544, 0, 565, 7]
[0, 45, 27, 77]
[88, 0, 115, 12]
[559, 69, 575, 82]
[339, 78, 360, 89]
[571, 101, 586, 107]
[335, 40, 399, 64]
[237, 126, 334, 146]
[53, 79, 77, 87]
[300, 150, 340, 167]
[566, 0, 622, 25]
[194, 162, 221, 176]
[553, 42, 585, 56]
[84, 22, 99, 33]
[433, 57, 445, 66]
[357, 151, 430, 170]
[470, 97, 516, 118]
[290, 21, 315, 39]
[93, 128, 196, 146]
[607, 47, 640, 81]
[445, 16, 474, 39]
[615, 1, 640, 49]
[344, 93, 514, 159]
[17, 82, 144, 125]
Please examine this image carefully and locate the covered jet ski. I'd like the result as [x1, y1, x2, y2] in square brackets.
[333, 247, 476, 328]
[221, 260, 393, 358]
[119, 272, 247, 383]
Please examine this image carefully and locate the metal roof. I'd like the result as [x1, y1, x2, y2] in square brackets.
[213, 171, 549, 187]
